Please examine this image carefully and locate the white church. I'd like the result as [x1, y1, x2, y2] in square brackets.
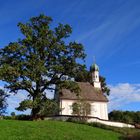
[55, 63, 108, 120]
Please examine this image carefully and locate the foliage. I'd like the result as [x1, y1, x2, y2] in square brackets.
[11, 112, 16, 119]
[3, 114, 31, 120]
[72, 100, 91, 121]
[99, 76, 110, 96]
[16, 99, 59, 118]
[15, 114, 31, 120]
[0, 120, 121, 140]
[3, 116, 12, 120]
[109, 110, 140, 124]
[0, 89, 8, 115]
[74, 65, 91, 82]
[16, 100, 33, 111]
[11, 112, 16, 117]
[0, 14, 86, 119]
[38, 99, 59, 117]
[72, 102, 80, 115]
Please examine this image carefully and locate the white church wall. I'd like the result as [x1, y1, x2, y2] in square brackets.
[60, 99, 108, 120]
[60, 100, 74, 115]
[93, 82, 101, 88]
[90, 102, 108, 120]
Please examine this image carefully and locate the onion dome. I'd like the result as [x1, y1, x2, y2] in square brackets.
[90, 63, 99, 71]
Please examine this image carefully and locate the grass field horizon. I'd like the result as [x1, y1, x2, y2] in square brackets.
[0, 120, 121, 140]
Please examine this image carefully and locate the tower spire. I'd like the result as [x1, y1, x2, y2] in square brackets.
[90, 59, 101, 89]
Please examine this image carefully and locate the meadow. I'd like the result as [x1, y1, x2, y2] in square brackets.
[0, 120, 121, 140]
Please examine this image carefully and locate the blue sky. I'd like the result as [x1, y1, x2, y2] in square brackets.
[0, 0, 140, 115]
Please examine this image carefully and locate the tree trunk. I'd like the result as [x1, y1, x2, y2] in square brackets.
[31, 95, 41, 120]
[31, 107, 40, 120]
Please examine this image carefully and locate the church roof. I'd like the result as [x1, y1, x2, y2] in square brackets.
[59, 82, 108, 102]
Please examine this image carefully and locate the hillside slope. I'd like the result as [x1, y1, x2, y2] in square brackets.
[0, 120, 121, 140]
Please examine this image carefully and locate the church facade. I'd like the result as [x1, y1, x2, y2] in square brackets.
[55, 63, 108, 120]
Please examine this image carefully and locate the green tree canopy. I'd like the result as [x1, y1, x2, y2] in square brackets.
[0, 14, 86, 119]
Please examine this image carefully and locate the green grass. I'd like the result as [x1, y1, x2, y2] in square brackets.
[0, 120, 121, 140]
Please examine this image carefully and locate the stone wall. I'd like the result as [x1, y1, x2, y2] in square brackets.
[45, 115, 135, 128]
[87, 118, 135, 128]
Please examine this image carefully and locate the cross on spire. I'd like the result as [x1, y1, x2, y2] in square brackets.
[93, 56, 96, 64]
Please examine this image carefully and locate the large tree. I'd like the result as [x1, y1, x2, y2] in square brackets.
[0, 14, 86, 119]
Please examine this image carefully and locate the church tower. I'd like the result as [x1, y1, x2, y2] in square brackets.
[90, 63, 101, 89]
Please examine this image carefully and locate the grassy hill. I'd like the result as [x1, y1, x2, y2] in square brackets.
[0, 120, 121, 140]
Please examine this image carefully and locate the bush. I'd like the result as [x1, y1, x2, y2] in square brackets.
[15, 114, 31, 120]
[109, 110, 140, 124]
[3, 116, 12, 120]
[67, 117, 88, 124]
[3, 115, 31, 120]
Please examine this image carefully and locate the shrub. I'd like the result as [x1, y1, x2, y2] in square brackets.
[15, 114, 31, 120]
[3, 116, 12, 120]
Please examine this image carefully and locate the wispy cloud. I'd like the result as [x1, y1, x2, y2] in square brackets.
[108, 83, 140, 111]
[58, 0, 82, 21]
[77, 1, 140, 61]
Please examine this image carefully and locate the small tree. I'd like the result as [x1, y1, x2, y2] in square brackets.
[72, 100, 91, 121]
[0, 89, 8, 115]
[11, 112, 16, 119]
[82, 102, 91, 117]
[72, 102, 80, 116]
[11, 112, 16, 116]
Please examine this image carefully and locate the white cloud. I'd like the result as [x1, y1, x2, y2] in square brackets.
[7, 91, 30, 115]
[108, 83, 140, 111]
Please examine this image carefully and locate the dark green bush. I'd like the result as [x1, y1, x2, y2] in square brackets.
[3, 115, 31, 120]
[109, 110, 140, 124]
[15, 114, 31, 120]
[3, 116, 12, 120]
